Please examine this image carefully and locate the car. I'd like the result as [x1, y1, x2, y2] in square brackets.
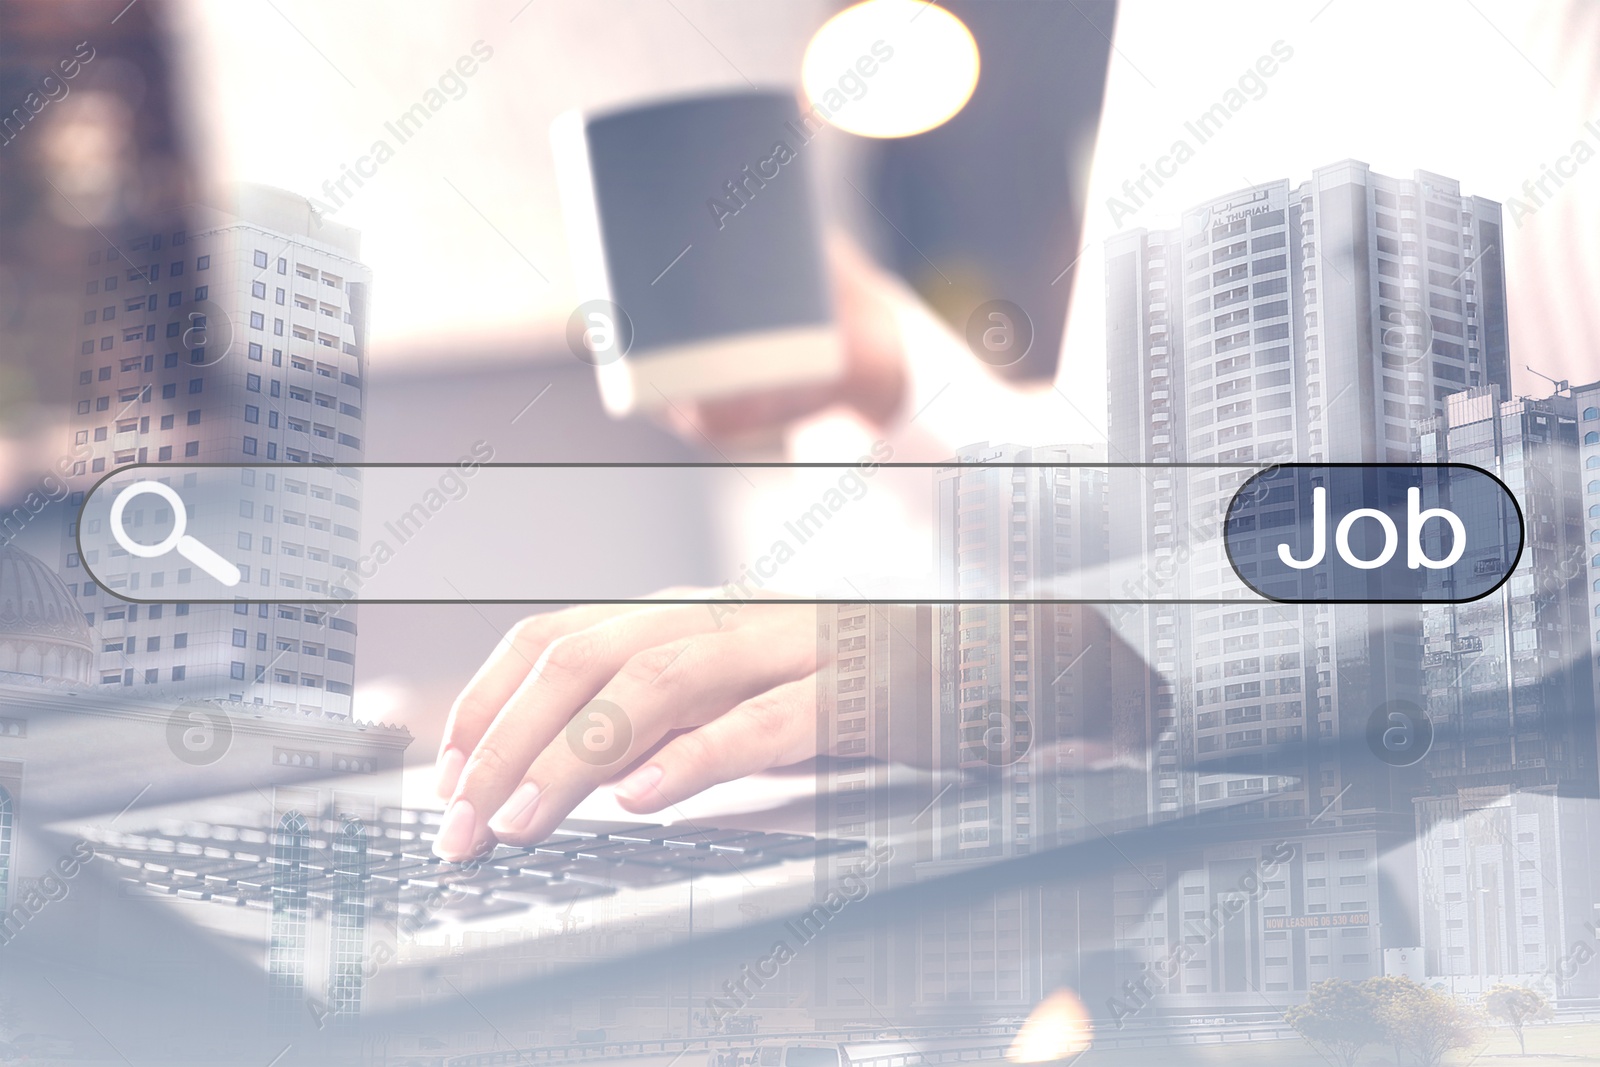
[755, 1041, 852, 1067]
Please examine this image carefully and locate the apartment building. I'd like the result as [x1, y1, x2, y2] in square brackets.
[59, 185, 370, 718]
[1102, 162, 1513, 1005]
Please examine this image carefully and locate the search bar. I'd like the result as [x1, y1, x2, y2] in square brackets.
[75, 462, 1522, 605]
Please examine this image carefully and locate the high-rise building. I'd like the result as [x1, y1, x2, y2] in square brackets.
[1413, 386, 1600, 990]
[809, 444, 1127, 1022]
[811, 603, 932, 1024]
[59, 186, 370, 717]
[1418, 388, 1595, 789]
[1104, 162, 1513, 1005]
[933, 443, 1112, 861]
[1576, 379, 1600, 717]
[918, 443, 1120, 1015]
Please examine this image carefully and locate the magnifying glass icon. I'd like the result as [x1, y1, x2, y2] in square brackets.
[109, 480, 242, 588]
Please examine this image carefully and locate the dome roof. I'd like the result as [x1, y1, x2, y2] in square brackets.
[0, 542, 92, 649]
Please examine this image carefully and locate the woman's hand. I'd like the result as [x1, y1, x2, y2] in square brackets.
[430, 595, 829, 861]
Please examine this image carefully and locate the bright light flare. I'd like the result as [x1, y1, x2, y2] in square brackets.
[801, 0, 979, 138]
[1007, 988, 1094, 1063]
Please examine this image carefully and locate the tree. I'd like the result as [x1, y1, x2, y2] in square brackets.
[1484, 983, 1551, 1055]
[1285, 979, 1387, 1067]
[1366, 975, 1480, 1067]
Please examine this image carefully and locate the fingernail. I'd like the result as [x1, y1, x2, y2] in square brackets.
[435, 747, 465, 799]
[614, 764, 663, 805]
[489, 782, 542, 836]
[433, 797, 477, 860]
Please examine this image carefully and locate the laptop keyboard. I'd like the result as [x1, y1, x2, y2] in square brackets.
[82, 811, 860, 927]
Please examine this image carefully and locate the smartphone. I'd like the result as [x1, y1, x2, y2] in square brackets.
[552, 90, 843, 417]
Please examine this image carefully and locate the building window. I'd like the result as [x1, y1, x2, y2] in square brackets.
[0, 787, 11, 914]
[196, 255, 210, 271]
[327, 817, 369, 1016]
[268, 811, 311, 1018]
[254, 250, 269, 269]
[172, 666, 186, 681]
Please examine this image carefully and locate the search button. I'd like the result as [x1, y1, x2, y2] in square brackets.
[109, 480, 242, 588]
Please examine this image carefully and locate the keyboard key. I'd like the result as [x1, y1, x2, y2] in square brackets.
[487, 853, 573, 880]
[488, 879, 613, 906]
[661, 828, 762, 849]
[553, 820, 665, 841]
[564, 862, 683, 889]
[707, 833, 804, 855]
[573, 841, 674, 863]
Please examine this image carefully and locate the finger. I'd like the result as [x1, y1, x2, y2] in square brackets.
[435, 603, 726, 859]
[434, 588, 705, 797]
[486, 615, 819, 844]
[612, 676, 819, 814]
[434, 603, 635, 798]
